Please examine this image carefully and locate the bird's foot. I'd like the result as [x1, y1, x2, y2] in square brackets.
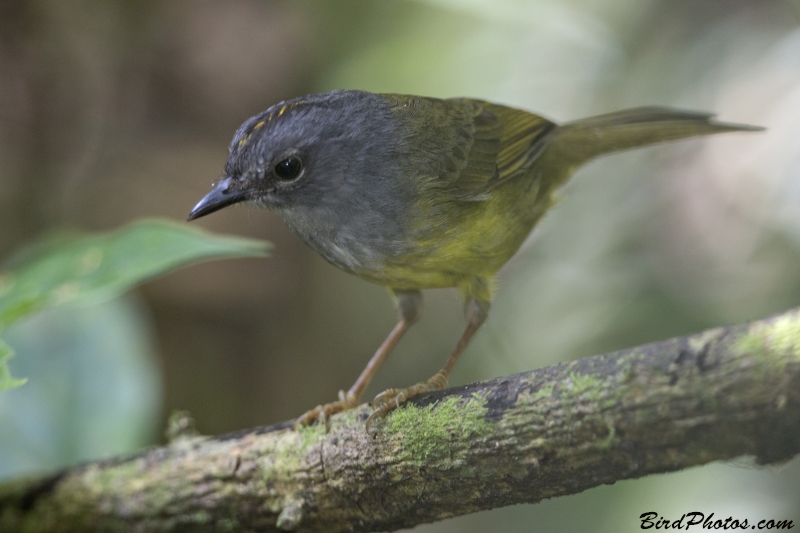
[295, 390, 359, 430]
[365, 371, 448, 433]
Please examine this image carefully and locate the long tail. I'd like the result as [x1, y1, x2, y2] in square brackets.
[545, 107, 763, 169]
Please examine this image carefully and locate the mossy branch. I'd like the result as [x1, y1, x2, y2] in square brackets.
[2, 308, 800, 533]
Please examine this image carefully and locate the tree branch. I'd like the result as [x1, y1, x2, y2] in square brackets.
[2, 308, 800, 533]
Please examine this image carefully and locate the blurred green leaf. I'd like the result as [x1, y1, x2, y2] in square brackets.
[0, 218, 271, 331]
[0, 296, 161, 476]
[0, 339, 26, 392]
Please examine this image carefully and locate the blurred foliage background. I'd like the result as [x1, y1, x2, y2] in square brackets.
[1, 0, 800, 530]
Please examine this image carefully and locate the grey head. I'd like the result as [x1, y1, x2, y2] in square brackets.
[187, 90, 415, 274]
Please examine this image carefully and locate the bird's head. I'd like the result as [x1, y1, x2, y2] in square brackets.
[188, 90, 395, 221]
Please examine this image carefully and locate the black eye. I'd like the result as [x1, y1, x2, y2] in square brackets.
[274, 155, 303, 180]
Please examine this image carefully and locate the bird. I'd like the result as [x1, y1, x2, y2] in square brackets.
[187, 89, 761, 431]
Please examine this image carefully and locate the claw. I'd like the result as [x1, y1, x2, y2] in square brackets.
[295, 390, 358, 430]
[365, 373, 449, 434]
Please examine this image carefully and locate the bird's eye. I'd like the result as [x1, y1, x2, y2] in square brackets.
[274, 155, 303, 181]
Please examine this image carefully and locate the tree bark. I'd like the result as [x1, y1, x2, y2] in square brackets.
[1, 307, 800, 533]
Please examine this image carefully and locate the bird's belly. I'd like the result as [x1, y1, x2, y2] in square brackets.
[300, 172, 556, 293]
[386, 178, 558, 291]
[369, 198, 549, 291]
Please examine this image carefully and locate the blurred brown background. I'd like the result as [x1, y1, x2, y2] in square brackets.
[1, 0, 800, 531]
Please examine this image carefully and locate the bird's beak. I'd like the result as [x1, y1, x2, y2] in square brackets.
[187, 178, 253, 221]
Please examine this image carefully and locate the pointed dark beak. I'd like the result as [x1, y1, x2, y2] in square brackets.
[187, 178, 253, 221]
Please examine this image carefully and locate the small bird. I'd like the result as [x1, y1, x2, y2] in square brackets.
[188, 90, 761, 430]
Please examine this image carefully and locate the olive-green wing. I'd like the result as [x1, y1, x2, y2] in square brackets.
[383, 95, 556, 200]
[477, 101, 556, 183]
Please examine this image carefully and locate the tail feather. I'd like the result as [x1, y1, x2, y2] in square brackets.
[549, 106, 763, 166]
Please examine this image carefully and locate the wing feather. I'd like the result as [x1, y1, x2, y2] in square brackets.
[383, 95, 556, 200]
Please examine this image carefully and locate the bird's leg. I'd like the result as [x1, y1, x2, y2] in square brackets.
[295, 291, 421, 428]
[366, 298, 490, 433]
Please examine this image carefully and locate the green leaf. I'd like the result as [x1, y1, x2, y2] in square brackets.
[0, 218, 271, 331]
[0, 296, 160, 475]
[0, 339, 26, 392]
